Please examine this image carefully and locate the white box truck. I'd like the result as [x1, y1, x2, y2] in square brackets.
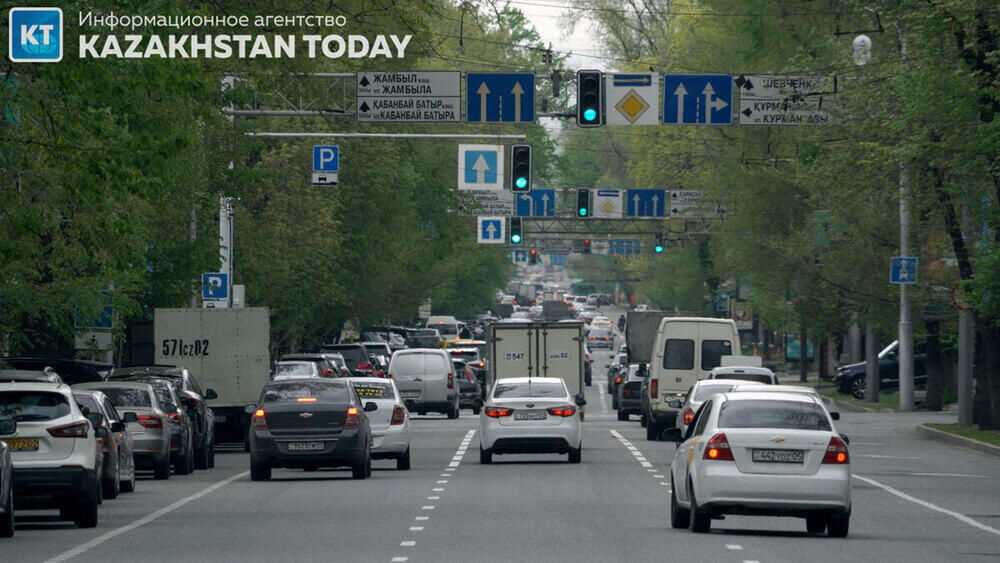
[154, 307, 270, 444]
[487, 322, 585, 400]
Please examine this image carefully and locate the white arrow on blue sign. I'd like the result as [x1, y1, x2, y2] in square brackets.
[625, 189, 666, 217]
[458, 144, 503, 190]
[663, 74, 733, 125]
[890, 256, 918, 284]
[466, 73, 535, 123]
[477, 216, 505, 244]
[313, 146, 339, 171]
[513, 250, 527, 263]
[202, 272, 229, 300]
[516, 189, 555, 217]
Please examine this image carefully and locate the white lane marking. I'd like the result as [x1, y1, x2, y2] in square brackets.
[437, 480, 448, 484]
[908, 472, 989, 478]
[854, 474, 1000, 537]
[44, 470, 250, 563]
[422, 505, 435, 510]
[727, 544, 743, 550]
[744, 560, 760, 563]
[596, 383, 609, 412]
[640, 461, 653, 468]
[440, 473, 450, 477]
[409, 527, 424, 531]
[400, 541, 416, 547]
[609, 429, 624, 439]
[415, 516, 429, 521]
[654, 474, 665, 478]
[448, 461, 460, 467]
[660, 482, 670, 486]
[391, 557, 409, 562]
[428, 496, 440, 500]
[647, 469, 657, 473]
[433, 488, 444, 491]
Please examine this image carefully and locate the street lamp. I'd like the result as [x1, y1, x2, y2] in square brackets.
[853, 35, 872, 66]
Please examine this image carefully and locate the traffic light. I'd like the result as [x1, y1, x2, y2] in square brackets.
[529, 249, 539, 265]
[576, 70, 603, 127]
[582, 238, 592, 254]
[509, 217, 522, 244]
[510, 144, 531, 192]
[577, 188, 590, 217]
[654, 233, 664, 254]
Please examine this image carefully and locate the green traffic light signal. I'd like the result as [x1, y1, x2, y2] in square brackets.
[515, 176, 528, 189]
[654, 245, 664, 253]
[578, 207, 588, 216]
[511, 233, 522, 243]
[583, 108, 597, 122]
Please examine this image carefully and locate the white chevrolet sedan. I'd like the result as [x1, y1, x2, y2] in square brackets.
[479, 377, 585, 464]
[348, 378, 411, 470]
[666, 392, 851, 537]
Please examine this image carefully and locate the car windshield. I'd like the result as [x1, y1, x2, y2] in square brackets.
[323, 346, 366, 364]
[493, 381, 567, 399]
[716, 372, 772, 384]
[692, 384, 736, 402]
[449, 350, 479, 362]
[589, 329, 611, 338]
[0, 391, 71, 421]
[352, 382, 395, 400]
[263, 381, 350, 403]
[718, 400, 832, 431]
[275, 362, 315, 377]
[98, 387, 152, 407]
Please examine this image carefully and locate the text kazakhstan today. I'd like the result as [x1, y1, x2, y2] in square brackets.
[78, 34, 412, 59]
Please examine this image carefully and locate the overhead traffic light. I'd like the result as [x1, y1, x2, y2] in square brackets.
[577, 188, 590, 217]
[529, 249, 539, 265]
[582, 238, 592, 254]
[509, 217, 522, 244]
[576, 70, 603, 127]
[510, 144, 532, 192]
[654, 233, 664, 254]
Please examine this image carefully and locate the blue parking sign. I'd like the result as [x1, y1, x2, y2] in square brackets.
[202, 272, 229, 300]
[313, 146, 339, 172]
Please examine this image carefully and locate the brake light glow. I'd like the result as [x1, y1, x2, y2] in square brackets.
[137, 414, 162, 429]
[297, 397, 317, 403]
[344, 406, 360, 429]
[650, 378, 658, 399]
[546, 405, 576, 417]
[167, 412, 183, 424]
[683, 407, 695, 425]
[822, 436, 850, 464]
[252, 409, 269, 431]
[47, 420, 90, 438]
[484, 406, 513, 418]
[447, 373, 454, 390]
[390, 405, 406, 425]
[615, 377, 622, 384]
[703, 432, 734, 461]
[357, 362, 373, 371]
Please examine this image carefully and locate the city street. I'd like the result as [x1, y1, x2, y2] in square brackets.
[4, 376, 998, 562]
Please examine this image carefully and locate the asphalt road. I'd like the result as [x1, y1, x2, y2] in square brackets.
[5, 323, 1000, 562]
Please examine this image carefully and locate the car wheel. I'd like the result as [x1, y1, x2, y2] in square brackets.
[472, 405, 482, 415]
[585, 378, 592, 387]
[174, 451, 192, 476]
[640, 414, 648, 428]
[102, 468, 120, 500]
[195, 445, 210, 470]
[0, 488, 13, 538]
[121, 460, 136, 493]
[154, 454, 171, 480]
[73, 496, 99, 529]
[670, 475, 690, 529]
[807, 516, 827, 534]
[447, 406, 459, 420]
[479, 446, 492, 464]
[828, 514, 850, 537]
[688, 480, 711, 533]
[851, 378, 866, 400]
[612, 395, 619, 410]
[646, 421, 660, 441]
[250, 458, 271, 481]
[187, 447, 195, 473]
[617, 409, 628, 421]
[568, 446, 582, 464]
[59, 505, 74, 521]
[397, 447, 411, 470]
[352, 455, 369, 480]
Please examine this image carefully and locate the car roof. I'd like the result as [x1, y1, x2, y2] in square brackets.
[0, 368, 63, 383]
[694, 378, 749, 387]
[114, 365, 186, 376]
[710, 366, 774, 375]
[721, 391, 819, 404]
[0, 380, 73, 393]
[495, 377, 565, 385]
[731, 383, 818, 394]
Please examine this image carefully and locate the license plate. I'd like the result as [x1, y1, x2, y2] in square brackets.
[287, 441, 325, 451]
[513, 410, 546, 421]
[401, 391, 420, 398]
[752, 448, 804, 463]
[1, 438, 39, 451]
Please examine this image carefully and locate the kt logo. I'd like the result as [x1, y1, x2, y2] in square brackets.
[9, 7, 63, 62]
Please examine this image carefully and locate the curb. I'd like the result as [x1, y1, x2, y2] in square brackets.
[915, 424, 1000, 458]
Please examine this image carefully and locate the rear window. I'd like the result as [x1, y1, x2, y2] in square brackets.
[434, 323, 458, 335]
[692, 384, 735, 402]
[663, 339, 694, 370]
[588, 329, 612, 338]
[263, 381, 350, 403]
[99, 388, 152, 407]
[449, 350, 479, 362]
[323, 346, 366, 364]
[701, 340, 733, 370]
[352, 382, 394, 399]
[390, 354, 425, 375]
[718, 373, 773, 384]
[416, 329, 439, 337]
[0, 391, 71, 421]
[275, 362, 316, 377]
[493, 381, 566, 399]
[718, 400, 832, 431]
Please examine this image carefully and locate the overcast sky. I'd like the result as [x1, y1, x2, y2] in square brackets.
[514, 1, 611, 72]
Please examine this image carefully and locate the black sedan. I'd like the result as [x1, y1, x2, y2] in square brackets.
[248, 379, 374, 481]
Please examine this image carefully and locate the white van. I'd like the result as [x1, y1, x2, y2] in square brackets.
[388, 349, 460, 419]
[426, 316, 459, 341]
[643, 317, 740, 441]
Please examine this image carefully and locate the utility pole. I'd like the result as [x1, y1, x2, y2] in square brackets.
[865, 323, 879, 402]
[849, 312, 862, 363]
[188, 208, 197, 307]
[957, 205, 974, 426]
[898, 161, 915, 411]
[220, 196, 234, 307]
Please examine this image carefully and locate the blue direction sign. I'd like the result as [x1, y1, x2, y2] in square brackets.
[462, 147, 501, 188]
[890, 256, 918, 284]
[716, 291, 732, 312]
[513, 250, 528, 263]
[477, 216, 505, 244]
[609, 239, 641, 255]
[516, 189, 555, 217]
[313, 146, 339, 171]
[549, 254, 567, 266]
[625, 189, 666, 217]
[202, 272, 229, 300]
[466, 73, 535, 123]
[663, 74, 733, 125]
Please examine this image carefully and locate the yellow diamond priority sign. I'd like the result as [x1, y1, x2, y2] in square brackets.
[606, 74, 660, 125]
[615, 89, 650, 124]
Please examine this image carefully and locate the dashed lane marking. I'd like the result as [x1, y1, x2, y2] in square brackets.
[400, 541, 416, 547]
[854, 474, 1000, 537]
[727, 545, 743, 550]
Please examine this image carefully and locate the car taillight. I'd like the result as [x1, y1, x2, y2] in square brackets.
[252, 408, 269, 431]
[376, 369, 384, 377]
[357, 362, 372, 372]
[683, 407, 695, 425]
[168, 412, 183, 424]
[484, 406, 513, 418]
[390, 405, 406, 425]
[546, 405, 576, 417]
[650, 378, 658, 399]
[447, 373, 454, 390]
[588, 336, 595, 340]
[703, 432, 734, 461]
[297, 397, 317, 403]
[822, 436, 850, 464]
[137, 414, 163, 429]
[344, 406, 360, 429]
[615, 377, 622, 384]
[476, 362, 485, 368]
[322, 368, 334, 377]
[47, 420, 90, 438]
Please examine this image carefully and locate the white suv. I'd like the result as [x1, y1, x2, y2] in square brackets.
[0, 377, 102, 528]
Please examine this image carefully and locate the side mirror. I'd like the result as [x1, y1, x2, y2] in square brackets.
[364, 402, 378, 412]
[839, 433, 850, 445]
[95, 427, 109, 439]
[0, 419, 16, 435]
[110, 421, 127, 433]
[164, 403, 179, 414]
[662, 428, 682, 442]
[667, 400, 683, 409]
[574, 395, 587, 407]
[122, 412, 138, 423]
[204, 389, 218, 400]
[244, 404, 257, 415]
[830, 411, 840, 421]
